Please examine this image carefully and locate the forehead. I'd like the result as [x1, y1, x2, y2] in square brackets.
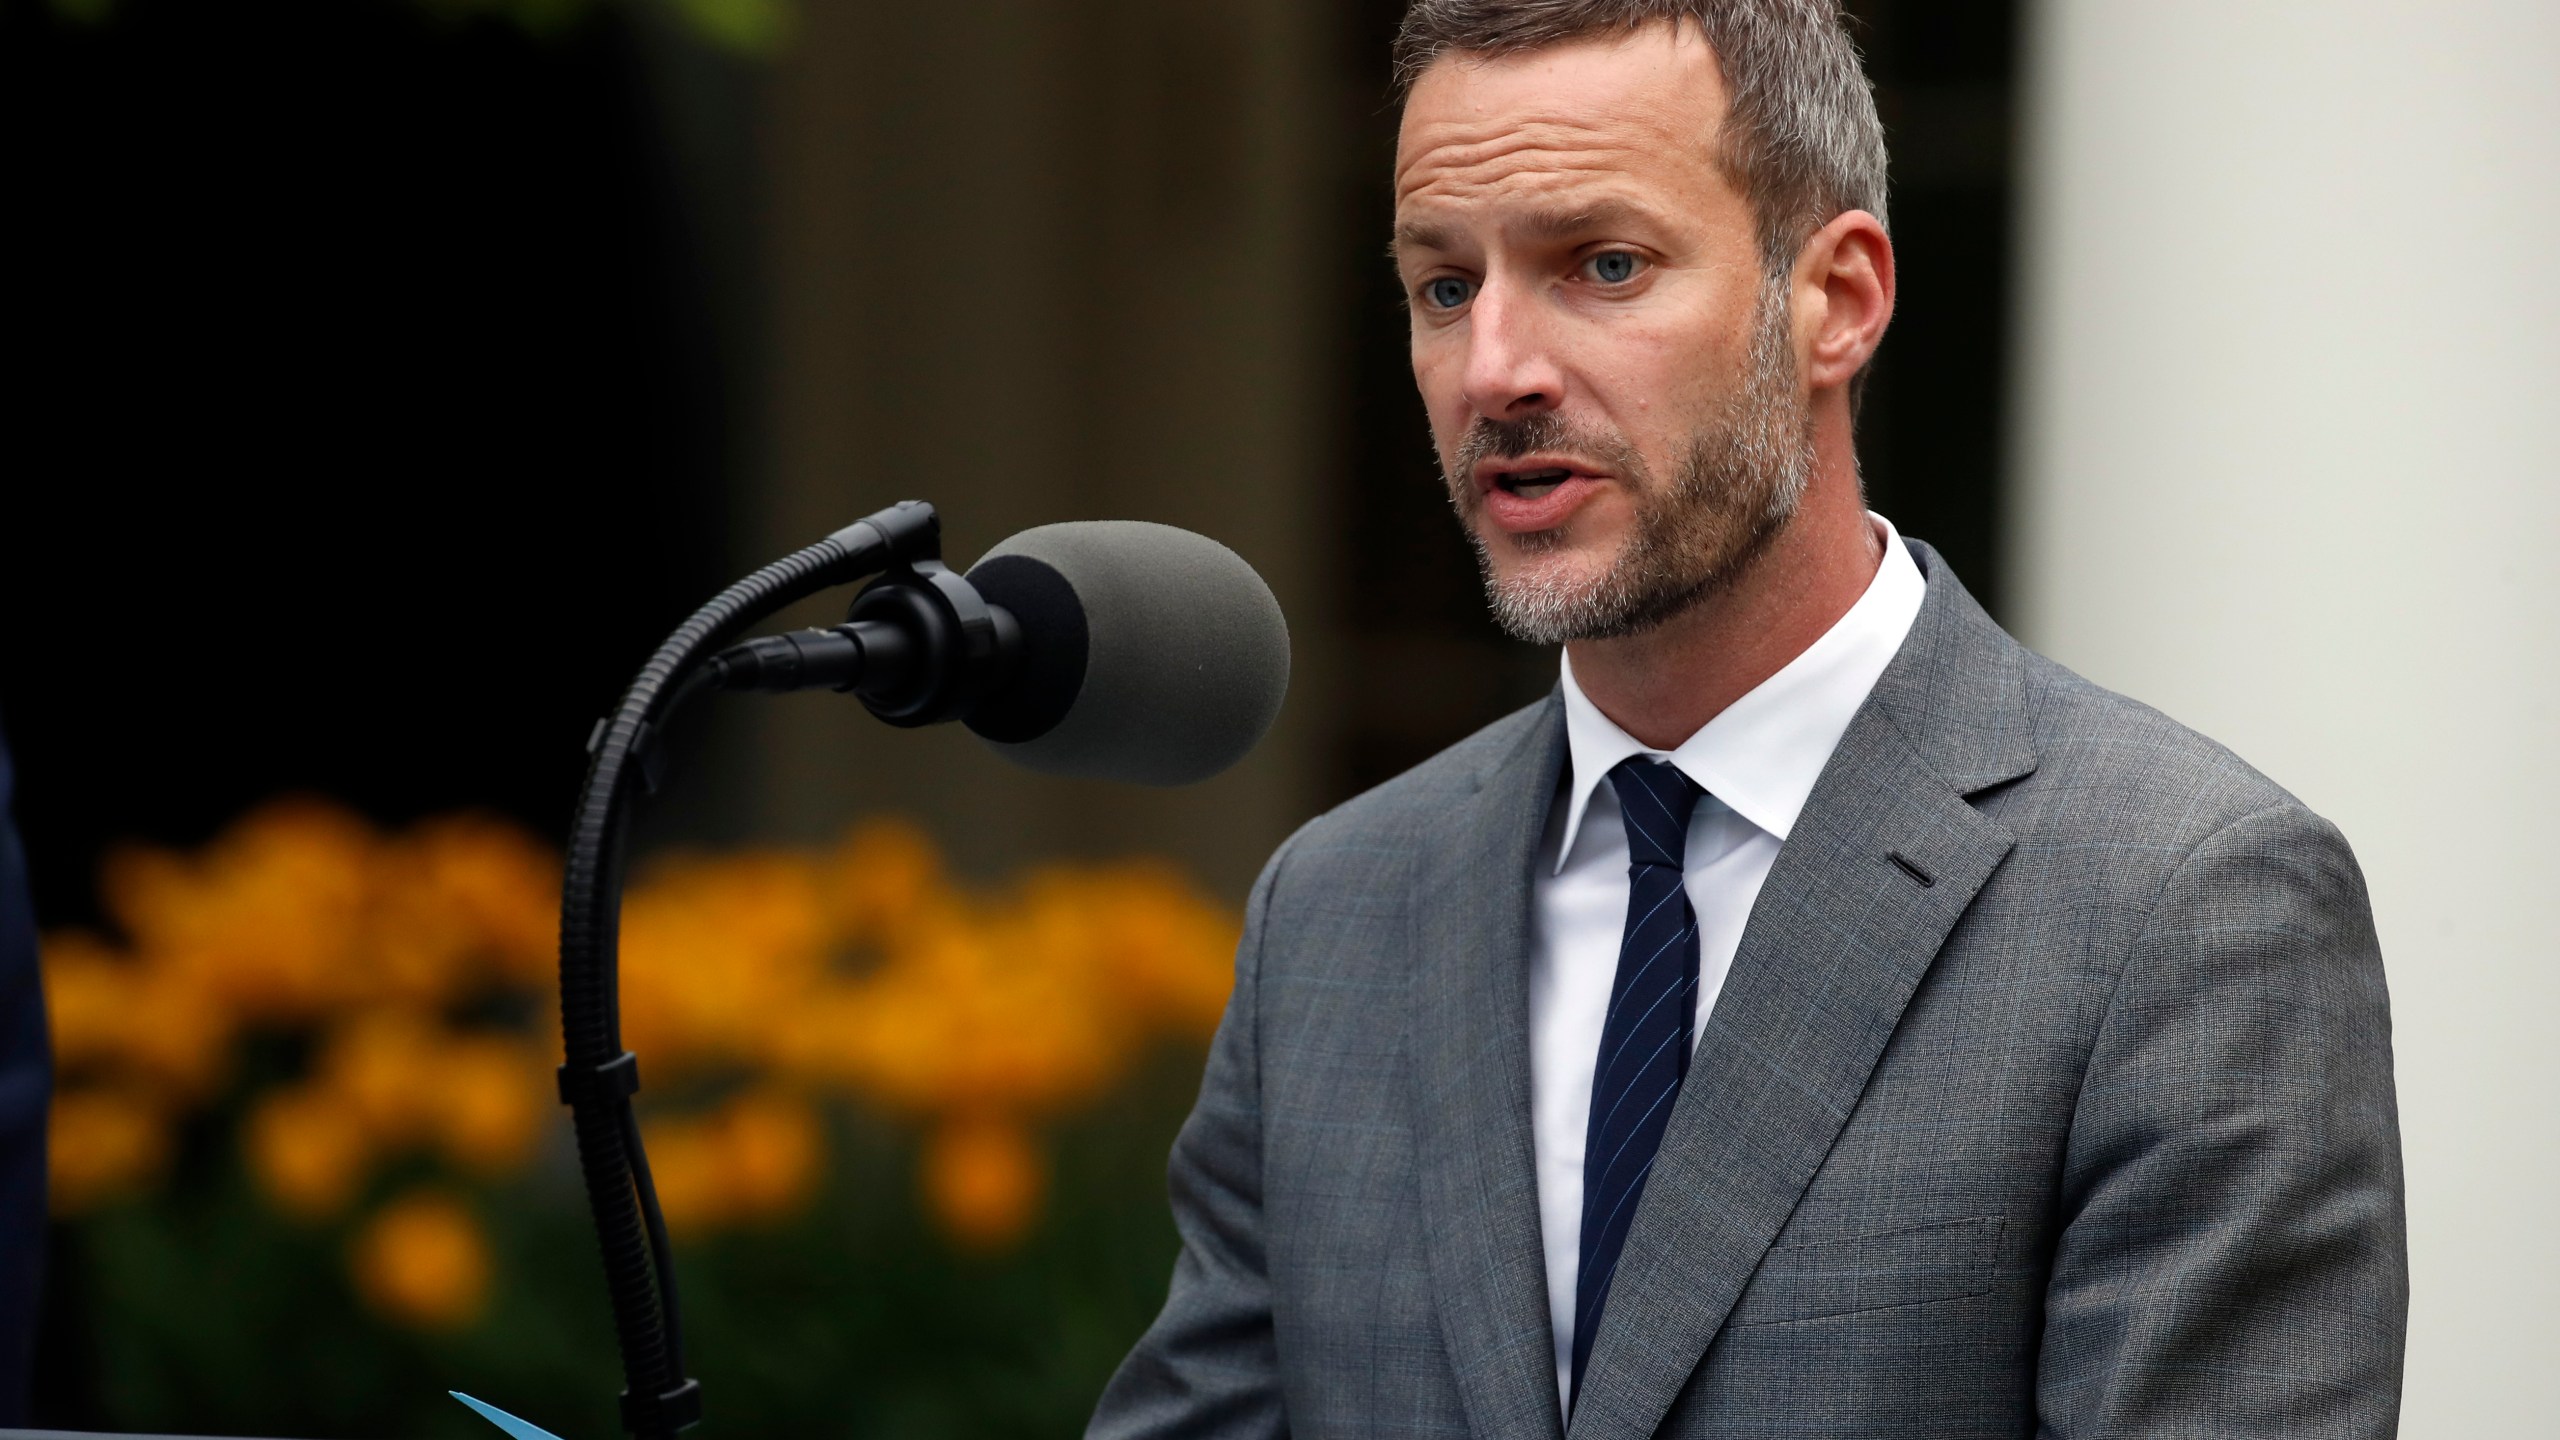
[1393, 24, 1731, 222]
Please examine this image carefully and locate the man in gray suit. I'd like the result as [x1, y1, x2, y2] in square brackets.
[1092, 3, 2407, 1436]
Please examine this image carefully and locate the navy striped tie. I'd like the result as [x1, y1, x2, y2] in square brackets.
[1572, 756, 1706, 1407]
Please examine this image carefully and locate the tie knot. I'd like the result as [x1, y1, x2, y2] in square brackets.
[1607, 757, 1704, 871]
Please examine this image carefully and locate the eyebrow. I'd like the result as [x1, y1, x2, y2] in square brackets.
[1517, 198, 1661, 242]
[1390, 197, 1666, 257]
[1391, 217, 1453, 255]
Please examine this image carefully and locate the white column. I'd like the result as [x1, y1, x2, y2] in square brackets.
[2009, 3, 2560, 1430]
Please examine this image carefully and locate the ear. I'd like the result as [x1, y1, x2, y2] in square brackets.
[1794, 209, 1895, 393]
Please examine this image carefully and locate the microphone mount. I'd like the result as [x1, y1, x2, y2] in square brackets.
[705, 557, 1024, 727]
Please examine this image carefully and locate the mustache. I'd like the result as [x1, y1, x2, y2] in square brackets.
[1456, 412, 1570, 467]
[1448, 412, 1645, 486]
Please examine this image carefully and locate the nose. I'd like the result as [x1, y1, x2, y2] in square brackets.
[1459, 277, 1565, 422]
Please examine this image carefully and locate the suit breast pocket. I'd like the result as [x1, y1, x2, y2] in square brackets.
[1725, 1216, 2007, 1328]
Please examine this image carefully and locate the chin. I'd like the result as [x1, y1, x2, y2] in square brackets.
[1484, 518, 1605, 571]
[1485, 540, 1618, 604]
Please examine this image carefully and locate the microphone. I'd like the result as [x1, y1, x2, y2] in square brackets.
[706, 520, 1289, 786]
[561, 502, 1282, 1438]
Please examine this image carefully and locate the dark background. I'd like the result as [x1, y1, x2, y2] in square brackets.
[1, 0, 2016, 1419]
[0, 0, 734, 931]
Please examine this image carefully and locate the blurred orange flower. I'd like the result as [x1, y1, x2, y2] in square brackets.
[921, 1115, 1044, 1251]
[246, 1085, 372, 1220]
[398, 813, 562, 989]
[640, 1087, 823, 1237]
[823, 816, 953, 948]
[46, 1088, 169, 1213]
[39, 932, 133, 1074]
[102, 800, 378, 1024]
[428, 1033, 548, 1176]
[39, 798, 1240, 1259]
[315, 1010, 443, 1145]
[349, 1189, 493, 1331]
[44, 931, 232, 1102]
[619, 850, 830, 1071]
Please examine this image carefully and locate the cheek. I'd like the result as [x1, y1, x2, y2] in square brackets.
[1409, 333, 1473, 439]
[1580, 312, 1744, 445]
[1573, 335, 1686, 445]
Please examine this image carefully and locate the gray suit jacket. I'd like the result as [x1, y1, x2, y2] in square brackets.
[1090, 543, 2406, 1439]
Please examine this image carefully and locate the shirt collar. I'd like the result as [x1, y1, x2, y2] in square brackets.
[1552, 513, 1928, 872]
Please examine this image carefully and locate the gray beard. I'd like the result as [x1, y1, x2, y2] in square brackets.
[1446, 278, 1815, 646]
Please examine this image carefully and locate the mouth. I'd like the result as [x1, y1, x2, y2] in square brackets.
[1471, 455, 1609, 533]
[1492, 466, 1573, 499]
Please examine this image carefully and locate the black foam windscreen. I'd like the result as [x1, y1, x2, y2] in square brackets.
[961, 522, 1289, 786]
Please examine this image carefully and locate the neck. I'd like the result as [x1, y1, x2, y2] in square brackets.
[1565, 437, 1881, 752]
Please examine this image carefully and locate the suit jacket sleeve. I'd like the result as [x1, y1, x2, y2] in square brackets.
[1086, 836, 1291, 1440]
[2037, 802, 2408, 1437]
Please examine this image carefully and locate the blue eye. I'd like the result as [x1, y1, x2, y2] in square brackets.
[1588, 251, 1641, 284]
[1424, 276, 1475, 309]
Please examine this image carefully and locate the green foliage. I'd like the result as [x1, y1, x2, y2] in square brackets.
[658, 0, 787, 53]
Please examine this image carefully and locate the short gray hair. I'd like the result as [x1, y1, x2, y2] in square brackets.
[1394, 1, 1889, 277]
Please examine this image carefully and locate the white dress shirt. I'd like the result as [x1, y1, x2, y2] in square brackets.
[1528, 515, 1927, 1404]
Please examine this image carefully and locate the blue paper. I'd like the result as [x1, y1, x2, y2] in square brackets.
[451, 1390, 569, 1440]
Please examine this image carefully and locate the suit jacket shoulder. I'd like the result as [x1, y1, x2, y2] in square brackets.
[1975, 620, 2375, 999]
[1872, 543, 2360, 954]
[2018, 642, 2316, 837]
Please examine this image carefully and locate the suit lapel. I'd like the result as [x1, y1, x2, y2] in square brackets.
[1568, 547, 2039, 1440]
[1413, 698, 1571, 1440]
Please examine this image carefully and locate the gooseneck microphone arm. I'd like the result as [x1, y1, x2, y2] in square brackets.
[557, 501, 953, 1440]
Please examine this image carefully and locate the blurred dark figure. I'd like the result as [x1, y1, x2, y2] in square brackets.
[0, 723, 47, 1424]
